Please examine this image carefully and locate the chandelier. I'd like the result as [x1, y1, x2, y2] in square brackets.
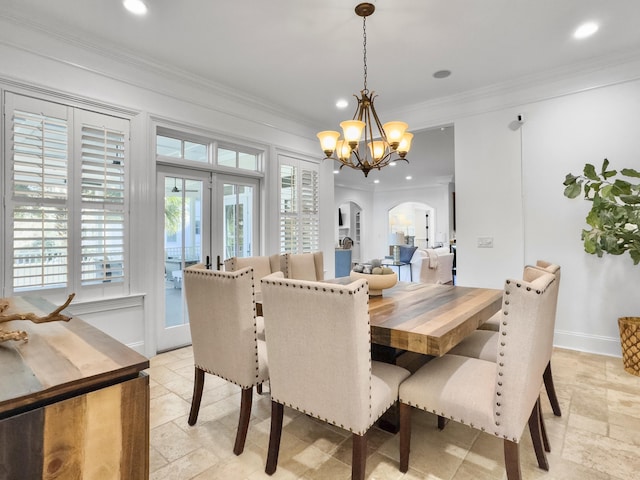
[317, 3, 413, 178]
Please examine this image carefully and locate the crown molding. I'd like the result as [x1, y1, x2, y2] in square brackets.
[388, 48, 640, 130]
[0, 11, 320, 133]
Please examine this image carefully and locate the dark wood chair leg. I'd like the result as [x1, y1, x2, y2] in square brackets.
[504, 439, 522, 480]
[538, 399, 551, 452]
[544, 361, 562, 417]
[233, 387, 253, 455]
[352, 432, 367, 480]
[437, 415, 448, 430]
[399, 402, 412, 473]
[188, 367, 205, 426]
[528, 397, 549, 471]
[266, 401, 284, 475]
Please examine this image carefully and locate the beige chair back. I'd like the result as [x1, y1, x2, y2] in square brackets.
[283, 251, 324, 281]
[184, 264, 267, 388]
[496, 267, 557, 440]
[224, 254, 284, 292]
[261, 272, 377, 434]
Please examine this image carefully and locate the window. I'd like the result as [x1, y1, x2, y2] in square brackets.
[279, 155, 319, 253]
[218, 147, 258, 171]
[4, 93, 129, 297]
[156, 134, 207, 163]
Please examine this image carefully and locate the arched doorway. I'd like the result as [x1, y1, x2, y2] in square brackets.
[388, 202, 434, 249]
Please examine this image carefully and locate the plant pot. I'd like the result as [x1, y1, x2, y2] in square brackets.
[618, 317, 640, 376]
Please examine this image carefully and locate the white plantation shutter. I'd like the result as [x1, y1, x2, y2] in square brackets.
[8, 97, 70, 290]
[300, 167, 319, 252]
[278, 156, 320, 254]
[78, 115, 127, 285]
[4, 93, 129, 296]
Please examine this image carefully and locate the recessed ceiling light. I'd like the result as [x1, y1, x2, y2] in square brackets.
[433, 70, 451, 79]
[574, 22, 598, 39]
[406, 176, 412, 180]
[123, 0, 147, 15]
[336, 99, 349, 109]
[389, 161, 397, 166]
[333, 169, 340, 174]
[373, 179, 380, 184]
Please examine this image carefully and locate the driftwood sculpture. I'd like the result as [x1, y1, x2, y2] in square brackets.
[0, 293, 75, 343]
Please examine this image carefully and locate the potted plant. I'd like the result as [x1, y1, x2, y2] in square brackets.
[563, 158, 640, 375]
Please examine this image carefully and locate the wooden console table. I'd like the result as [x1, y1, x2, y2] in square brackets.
[0, 296, 150, 479]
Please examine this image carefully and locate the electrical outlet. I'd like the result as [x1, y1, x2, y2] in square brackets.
[477, 237, 493, 248]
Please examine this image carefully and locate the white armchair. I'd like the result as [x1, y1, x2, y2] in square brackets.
[409, 247, 454, 284]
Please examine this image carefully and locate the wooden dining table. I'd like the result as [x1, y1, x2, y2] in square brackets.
[329, 279, 503, 357]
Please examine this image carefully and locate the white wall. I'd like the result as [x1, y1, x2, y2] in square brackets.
[455, 80, 640, 356]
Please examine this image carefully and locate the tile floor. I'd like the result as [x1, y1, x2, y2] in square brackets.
[147, 347, 640, 479]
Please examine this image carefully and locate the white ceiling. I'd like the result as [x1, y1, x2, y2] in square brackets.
[4, 0, 640, 189]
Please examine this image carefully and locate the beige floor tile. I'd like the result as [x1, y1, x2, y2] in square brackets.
[150, 391, 192, 429]
[563, 427, 640, 479]
[150, 447, 220, 480]
[147, 346, 640, 480]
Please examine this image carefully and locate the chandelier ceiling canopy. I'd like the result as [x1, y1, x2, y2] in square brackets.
[317, 3, 413, 178]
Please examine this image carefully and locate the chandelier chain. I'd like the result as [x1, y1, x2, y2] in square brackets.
[362, 16, 368, 93]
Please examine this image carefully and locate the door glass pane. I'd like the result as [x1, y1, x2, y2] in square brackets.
[223, 183, 254, 259]
[164, 176, 203, 328]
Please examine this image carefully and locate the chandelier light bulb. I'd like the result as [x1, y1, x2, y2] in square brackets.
[336, 140, 352, 161]
[317, 131, 340, 156]
[383, 121, 408, 148]
[397, 133, 414, 157]
[340, 120, 366, 146]
[368, 141, 386, 161]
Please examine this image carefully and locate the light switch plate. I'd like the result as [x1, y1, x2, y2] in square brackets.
[477, 237, 494, 248]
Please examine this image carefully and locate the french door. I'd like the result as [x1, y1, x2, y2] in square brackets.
[156, 167, 260, 352]
[157, 167, 211, 351]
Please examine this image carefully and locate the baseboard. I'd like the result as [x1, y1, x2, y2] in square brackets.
[126, 341, 146, 356]
[554, 329, 622, 358]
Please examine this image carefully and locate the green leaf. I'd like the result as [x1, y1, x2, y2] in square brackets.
[564, 182, 582, 199]
[600, 184, 614, 200]
[601, 158, 617, 178]
[583, 234, 597, 254]
[563, 173, 577, 186]
[584, 163, 599, 181]
[621, 168, 640, 178]
[620, 194, 640, 205]
[612, 179, 632, 195]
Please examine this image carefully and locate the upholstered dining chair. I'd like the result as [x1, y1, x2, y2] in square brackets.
[183, 264, 268, 455]
[282, 251, 324, 281]
[260, 272, 410, 480]
[398, 268, 557, 480]
[475, 260, 562, 417]
[223, 254, 284, 292]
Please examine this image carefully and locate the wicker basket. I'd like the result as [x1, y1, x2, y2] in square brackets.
[618, 317, 640, 376]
